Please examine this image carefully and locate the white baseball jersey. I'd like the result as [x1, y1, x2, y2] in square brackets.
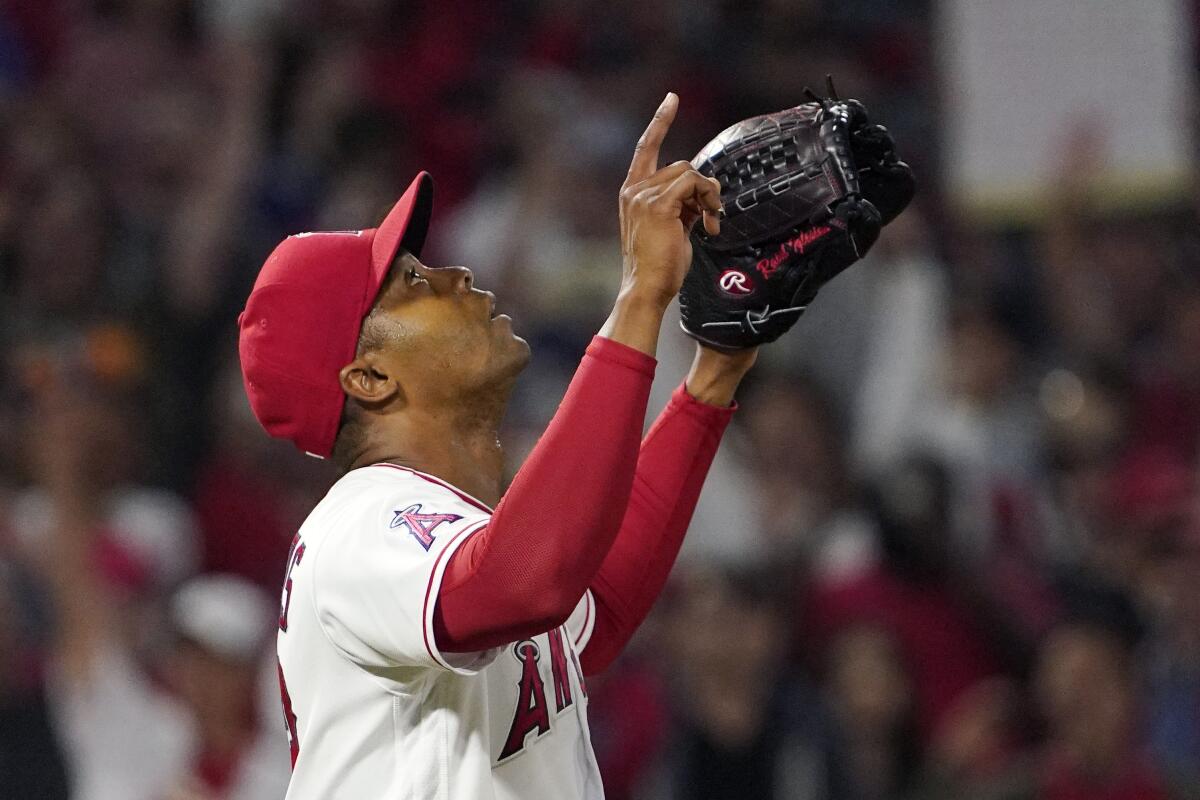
[277, 463, 602, 800]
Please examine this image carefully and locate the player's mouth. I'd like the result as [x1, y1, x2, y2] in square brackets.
[483, 291, 511, 322]
[479, 290, 515, 329]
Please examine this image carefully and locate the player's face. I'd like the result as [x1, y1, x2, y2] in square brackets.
[364, 250, 530, 405]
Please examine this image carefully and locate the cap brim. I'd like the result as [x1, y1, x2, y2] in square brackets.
[371, 171, 434, 278]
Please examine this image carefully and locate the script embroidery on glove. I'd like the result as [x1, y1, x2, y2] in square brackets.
[755, 225, 831, 279]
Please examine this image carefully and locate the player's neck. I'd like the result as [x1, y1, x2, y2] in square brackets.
[351, 407, 506, 507]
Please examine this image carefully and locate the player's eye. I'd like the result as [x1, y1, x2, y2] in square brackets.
[407, 268, 426, 286]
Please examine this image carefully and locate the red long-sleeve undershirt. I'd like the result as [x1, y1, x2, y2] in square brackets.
[579, 383, 733, 675]
[433, 336, 655, 651]
[433, 336, 736, 671]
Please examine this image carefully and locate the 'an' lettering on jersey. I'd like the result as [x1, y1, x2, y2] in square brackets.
[499, 640, 552, 760]
[390, 504, 462, 550]
[546, 628, 574, 712]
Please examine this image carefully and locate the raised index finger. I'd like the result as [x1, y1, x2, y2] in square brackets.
[624, 92, 678, 188]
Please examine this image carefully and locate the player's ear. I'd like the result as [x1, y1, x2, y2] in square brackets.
[339, 354, 404, 409]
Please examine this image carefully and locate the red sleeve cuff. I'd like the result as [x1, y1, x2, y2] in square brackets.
[674, 382, 739, 418]
[587, 336, 657, 378]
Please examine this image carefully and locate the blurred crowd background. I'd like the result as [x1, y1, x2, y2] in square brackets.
[2, 1, 1200, 799]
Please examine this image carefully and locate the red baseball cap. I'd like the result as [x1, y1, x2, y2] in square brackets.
[238, 172, 434, 458]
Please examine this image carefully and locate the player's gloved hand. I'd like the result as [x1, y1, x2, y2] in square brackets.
[678, 79, 914, 351]
[844, 98, 915, 225]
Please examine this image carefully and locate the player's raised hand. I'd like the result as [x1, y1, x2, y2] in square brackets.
[617, 93, 722, 311]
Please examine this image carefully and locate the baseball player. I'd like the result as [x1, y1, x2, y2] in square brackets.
[239, 93, 755, 799]
[239, 80, 911, 797]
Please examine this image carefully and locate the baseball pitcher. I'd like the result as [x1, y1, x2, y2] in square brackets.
[238, 88, 911, 799]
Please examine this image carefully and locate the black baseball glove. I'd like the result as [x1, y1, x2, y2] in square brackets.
[679, 80, 914, 350]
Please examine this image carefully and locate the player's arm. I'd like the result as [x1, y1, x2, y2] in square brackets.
[433, 95, 724, 652]
[578, 344, 756, 675]
[678, 344, 758, 407]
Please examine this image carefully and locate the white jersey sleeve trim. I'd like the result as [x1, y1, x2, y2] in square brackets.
[420, 519, 498, 674]
[567, 589, 596, 653]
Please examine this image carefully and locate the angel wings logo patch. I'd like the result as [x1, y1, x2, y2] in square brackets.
[390, 504, 462, 551]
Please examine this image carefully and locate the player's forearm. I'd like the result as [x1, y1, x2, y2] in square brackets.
[579, 381, 737, 675]
[598, 290, 668, 359]
[684, 344, 758, 406]
[434, 336, 655, 651]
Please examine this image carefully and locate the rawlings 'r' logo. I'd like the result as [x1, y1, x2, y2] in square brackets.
[390, 504, 463, 550]
[718, 270, 753, 295]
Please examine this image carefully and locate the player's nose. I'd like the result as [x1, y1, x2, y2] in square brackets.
[431, 265, 473, 294]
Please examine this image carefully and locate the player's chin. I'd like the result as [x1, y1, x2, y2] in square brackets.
[489, 315, 531, 368]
